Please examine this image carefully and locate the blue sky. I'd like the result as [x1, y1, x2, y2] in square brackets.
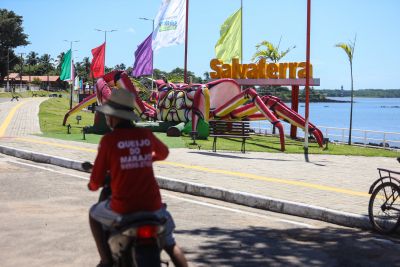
[2, 0, 399, 89]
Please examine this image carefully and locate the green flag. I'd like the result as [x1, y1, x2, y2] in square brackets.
[215, 8, 242, 63]
[60, 49, 72, 81]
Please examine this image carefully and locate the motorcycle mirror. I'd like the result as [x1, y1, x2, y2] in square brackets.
[82, 161, 93, 172]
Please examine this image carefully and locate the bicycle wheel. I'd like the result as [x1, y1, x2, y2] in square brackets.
[368, 182, 400, 234]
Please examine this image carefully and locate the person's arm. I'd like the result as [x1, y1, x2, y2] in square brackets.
[151, 132, 169, 161]
[88, 136, 110, 191]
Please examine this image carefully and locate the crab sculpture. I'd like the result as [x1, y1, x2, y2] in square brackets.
[63, 70, 324, 151]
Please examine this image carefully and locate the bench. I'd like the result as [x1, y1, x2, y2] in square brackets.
[209, 120, 251, 153]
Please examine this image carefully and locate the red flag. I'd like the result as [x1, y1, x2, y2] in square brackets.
[90, 42, 105, 78]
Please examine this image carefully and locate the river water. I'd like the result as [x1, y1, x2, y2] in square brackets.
[251, 97, 400, 147]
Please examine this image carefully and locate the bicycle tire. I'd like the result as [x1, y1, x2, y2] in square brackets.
[368, 182, 400, 234]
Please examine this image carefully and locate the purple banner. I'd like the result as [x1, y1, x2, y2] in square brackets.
[132, 33, 153, 77]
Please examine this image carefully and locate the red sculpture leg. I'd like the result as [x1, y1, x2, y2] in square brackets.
[262, 95, 324, 147]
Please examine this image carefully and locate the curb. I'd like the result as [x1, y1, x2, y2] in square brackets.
[0, 144, 371, 230]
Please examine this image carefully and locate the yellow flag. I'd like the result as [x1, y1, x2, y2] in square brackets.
[215, 8, 242, 63]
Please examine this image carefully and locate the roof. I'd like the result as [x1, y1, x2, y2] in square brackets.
[8, 73, 60, 82]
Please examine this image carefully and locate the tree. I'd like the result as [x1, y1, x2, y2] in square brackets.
[82, 57, 91, 81]
[114, 63, 126, 71]
[0, 9, 29, 80]
[26, 51, 38, 66]
[203, 71, 210, 82]
[38, 53, 54, 75]
[336, 35, 356, 145]
[251, 39, 295, 96]
[55, 52, 65, 73]
[252, 40, 295, 63]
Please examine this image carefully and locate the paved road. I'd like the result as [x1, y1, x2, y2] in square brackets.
[0, 98, 11, 103]
[0, 97, 45, 136]
[1, 154, 400, 267]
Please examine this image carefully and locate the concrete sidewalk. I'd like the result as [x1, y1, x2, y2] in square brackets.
[1, 135, 399, 229]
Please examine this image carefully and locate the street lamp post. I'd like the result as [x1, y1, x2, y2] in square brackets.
[19, 53, 25, 91]
[6, 48, 9, 92]
[64, 40, 79, 109]
[139, 17, 155, 89]
[95, 29, 117, 75]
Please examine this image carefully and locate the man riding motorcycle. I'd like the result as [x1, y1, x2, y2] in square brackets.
[88, 88, 188, 267]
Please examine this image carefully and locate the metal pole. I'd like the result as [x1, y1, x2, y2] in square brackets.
[304, 0, 311, 160]
[348, 62, 354, 145]
[152, 20, 154, 90]
[69, 41, 73, 109]
[241, 0, 243, 64]
[19, 53, 25, 91]
[104, 31, 106, 75]
[183, 0, 189, 83]
[6, 48, 9, 92]
[28, 64, 31, 90]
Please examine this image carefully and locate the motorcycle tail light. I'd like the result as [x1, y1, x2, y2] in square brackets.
[137, 225, 158, 239]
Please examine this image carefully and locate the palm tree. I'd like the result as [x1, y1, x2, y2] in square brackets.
[39, 54, 54, 72]
[56, 52, 65, 73]
[251, 39, 295, 134]
[252, 40, 295, 63]
[252, 39, 295, 96]
[26, 51, 38, 66]
[82, 57, 91, 81]
[336, 35, 356, 145]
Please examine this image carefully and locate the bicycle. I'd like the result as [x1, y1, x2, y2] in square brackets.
[368, 158, 400, 234]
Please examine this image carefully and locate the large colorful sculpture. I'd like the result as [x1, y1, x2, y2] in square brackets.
[63, 70, 324, 151]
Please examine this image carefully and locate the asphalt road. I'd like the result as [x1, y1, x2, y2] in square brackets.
[1, 154, 400, 267]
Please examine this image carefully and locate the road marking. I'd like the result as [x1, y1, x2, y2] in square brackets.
[162, 192, 316, 228]
[0, 100, 30, 137]
[10, 159, 90, 180]
[8, 159, 315, 228]
[15, 137, 97, 153]
[11, 136, 369, 198]
[158, 161, 370, 197]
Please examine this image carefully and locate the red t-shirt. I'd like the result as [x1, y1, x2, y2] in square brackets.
[88, 127, 168, 214]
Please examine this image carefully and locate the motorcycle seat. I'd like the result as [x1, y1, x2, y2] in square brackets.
[113, 213, 166, 229]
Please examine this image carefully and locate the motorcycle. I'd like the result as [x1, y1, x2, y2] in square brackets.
[82, 162, 168, 267]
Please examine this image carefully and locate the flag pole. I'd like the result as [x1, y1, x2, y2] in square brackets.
[304, 0, 311, 161]
[70, 43, 73, 109]
[240, 0, 243, 64]
[184, 0, 189, 83]
[104, 32, 106, 75]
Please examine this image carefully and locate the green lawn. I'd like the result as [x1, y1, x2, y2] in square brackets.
[38, 97, 400, 157]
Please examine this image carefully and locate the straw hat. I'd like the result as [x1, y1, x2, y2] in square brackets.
[96, 89, 139, 121]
